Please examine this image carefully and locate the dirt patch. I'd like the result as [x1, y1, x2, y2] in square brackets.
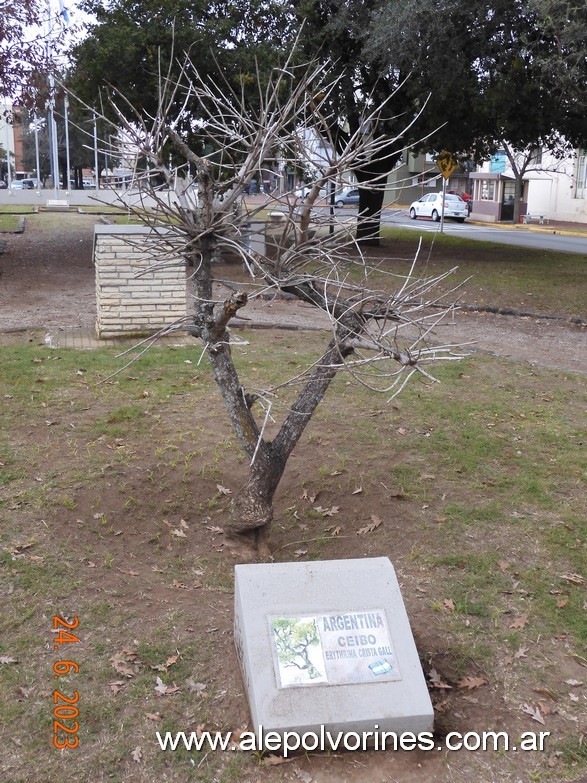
[0, 214, 585, 374]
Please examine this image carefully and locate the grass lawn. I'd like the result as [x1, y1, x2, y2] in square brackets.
[0, 327, 585, 783]
[376, 228, 587, 318]
[0, 214, 24, 232]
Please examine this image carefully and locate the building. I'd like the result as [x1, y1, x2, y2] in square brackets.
[383, 151, 474, 207]
[1, 103, 27, 182]
[524, 149, 587, 224]
[468, 147, 587, 224]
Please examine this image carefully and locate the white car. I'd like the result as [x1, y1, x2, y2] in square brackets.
[409, 193, 468, 223]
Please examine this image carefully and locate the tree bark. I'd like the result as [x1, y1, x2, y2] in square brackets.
[355, 185, 385, 245]
[219, 335, 355, 552]
[355, 147, 402, 245]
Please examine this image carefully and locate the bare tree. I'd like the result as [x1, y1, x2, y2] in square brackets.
[82, 49, 464, 558]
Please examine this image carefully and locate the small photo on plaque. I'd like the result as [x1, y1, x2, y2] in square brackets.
[270, 616, 328, 687]
[270, 610, 402, 688]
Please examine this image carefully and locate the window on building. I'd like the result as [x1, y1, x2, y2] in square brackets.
[480, 180, 496, 200]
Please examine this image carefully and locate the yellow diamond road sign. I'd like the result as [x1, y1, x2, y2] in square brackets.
[437, 152, 457, 180]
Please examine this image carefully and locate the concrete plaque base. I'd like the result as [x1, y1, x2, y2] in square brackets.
[234, 557, 433, 739]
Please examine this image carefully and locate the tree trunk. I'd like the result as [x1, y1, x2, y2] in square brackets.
[216, 334, 355, 555]
[356, 186, 385, 245]
[228, 444, 285, 553]
[513, 174, 524, 224]
[355, 147, 401, 245]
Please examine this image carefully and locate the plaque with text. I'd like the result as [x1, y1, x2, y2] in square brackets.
[270, 610, 401, 688]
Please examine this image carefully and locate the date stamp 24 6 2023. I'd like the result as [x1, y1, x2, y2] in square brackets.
[52, 616, 80, 750]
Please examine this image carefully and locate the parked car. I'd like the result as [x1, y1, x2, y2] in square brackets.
[335, 187, 360, 207]
[409, 192, 468, 222]
[10, 178, 40, 190]
[0, 180, 7, 189]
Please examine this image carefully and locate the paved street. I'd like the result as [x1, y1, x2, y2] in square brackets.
[379, 207, 587, 255]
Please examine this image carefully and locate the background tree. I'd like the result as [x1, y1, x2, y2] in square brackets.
[368, 0, 587, 222]
[66, 0, 587, 235]
[85, 51, 462, 557]
[0, 0, 67, 103]
[68, 0, 292, 125]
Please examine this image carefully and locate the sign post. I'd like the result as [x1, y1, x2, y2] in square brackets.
[437, 151, 457, 234]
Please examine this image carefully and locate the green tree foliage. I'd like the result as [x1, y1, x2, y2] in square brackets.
[293, 0, 587, 232]
[66, 0, 587, 233]
[68, 0, 292, 122]
[366, 0, 587, 220]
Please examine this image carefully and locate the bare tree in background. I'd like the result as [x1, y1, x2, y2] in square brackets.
[83, 49, 464, 558]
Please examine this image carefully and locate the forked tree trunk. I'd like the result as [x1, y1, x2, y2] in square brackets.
[205, 334, 355, 555]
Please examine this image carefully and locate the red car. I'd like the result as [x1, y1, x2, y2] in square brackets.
[447, 189, 471, 202]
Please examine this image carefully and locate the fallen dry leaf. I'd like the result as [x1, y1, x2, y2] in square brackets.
[352, 486, 363, 495]
[514, 646, 528, 659]
[131, 746, 142, 763]
[357, 515, 382, 536]
[187, 679, 207, 695]
[154, 676, 181, 696]
[171, 528, 187, 538]
[533, 688, 558, 701]
[314, 505, 339, 517]
[326, 525, 342, 537]
[110, 652, 137, 678]
[458, 676, 488, 691]
[509, 612, 529, 629]
[260, 754, 290, 766]
[108, 680, 126, 695]
[498, 560, 510, 572]
[0, 656, 18, 665]
[294, 549, 308, 558]
[216, 484, 231, 495]
[145, 712, 162, 721]
[556, 598, 569, 608]
[522, 703, 545, 724]
[428, 668, 452, 689]
[565, 679, 583, 687]
[443, 598, 456, 612]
